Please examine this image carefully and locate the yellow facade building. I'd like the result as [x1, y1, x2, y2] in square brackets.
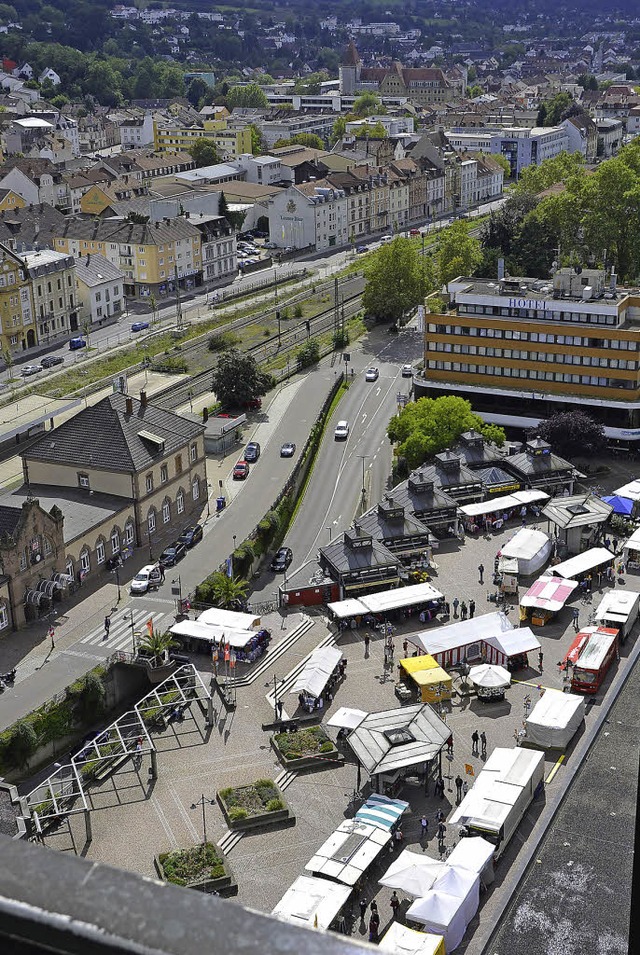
[153, 118, 252, 160]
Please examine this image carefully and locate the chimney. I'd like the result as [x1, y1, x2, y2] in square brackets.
[140, 389, 147, 407]
[125, 396, 133, 415]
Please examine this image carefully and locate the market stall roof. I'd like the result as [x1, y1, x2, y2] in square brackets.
[500, 528, 552, 575]
[549, 547, 614, 579]
[197, 607, 260, 630]
[520, 576, 579, 612]
[542, 495, 612, 530]
[326, 598, 368, 619]
[290, 645, 342, 699]
[601, 494, 634, 516]
[379, 849, 447, 895]
[170, 620, 257, 649]
[445, 837, 496, 883]
[271, 875, 351, 930]
[379, 922, 445, 955]
[622, 526, 640, 554]
[594, 589, 640, 624]
[468, 663, 511, 688]
[400, 654, 440, 675]
[613, 478, 640, 501]
[326, 706, 368, 730]
[346, 703, 450, 776]
[459, 494, 519, 518]
[524, 689, 585, 749]
[410, 667, 452, 691]
[512, 489, 550, 505]
[355, 793, 409, 831]
[415, 611, 513, 656]
[361, 582, 443, 614]
[305, 819, 391, 886]
[483, 627, 541, 658]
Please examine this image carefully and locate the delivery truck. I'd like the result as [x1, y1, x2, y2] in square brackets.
[593, 590, 640, 644]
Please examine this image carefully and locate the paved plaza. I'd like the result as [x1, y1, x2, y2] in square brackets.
[23, 514, 640, 952]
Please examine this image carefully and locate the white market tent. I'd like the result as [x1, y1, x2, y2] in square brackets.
[622, 526, 640, 564]
[550, 547, 614, 580]
[271, 875, 351, 931]
[170, 620, 256, 649]
[406, 866, 480, 953]
[483, 627, 541, 665]
[500, 529, 552, 576]
[379, 922, 444, 955]
[513, 489, 551, 505]
[431, 867, 480, 928]
[468, 663, 511, 689]
[355, 793, 409, 831]
[327, 583, 442, 620]
[524, 689, 586, 749]
[520, 576, 579, 612]
[380, 848, 447, 895]
[290, 645, 342, 699]
[326, 706, 368, 730]
[415, 612, 513, 665]
[305, 819, 391, 886]
[613, 479, 640, 501]
[197, 607, 261, 629]
[446, 837, 496, 886]
[459, 490, 549, 519]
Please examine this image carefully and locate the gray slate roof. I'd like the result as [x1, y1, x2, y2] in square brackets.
[0, 504, 23, 541]
[23, 394, 204, 475]
[347, 703, 450, 775]
[0, 485, 126, 544]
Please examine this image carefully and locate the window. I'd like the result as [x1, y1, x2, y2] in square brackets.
[192, 477, 200, 501]
[78, 473, 90, 489]
[175, 454, 183, 474]
[66, 557, 74, 578]
[146, 473, 154, 493]
[160, 464, 168, 483]
[111, 531, 120, 555]
[80, 550, 90, 573]
[190, 443, 197, 463]
[177, 490, 185, 514]
[96, 540, 105, 564]
[125, 522, 134, 545]
[44, 537, 52, 556]
[19, 550, 27, 571]
[0, 603, 8, 630]
[148, 509, 156, 534]
[162, 500, 170, 524]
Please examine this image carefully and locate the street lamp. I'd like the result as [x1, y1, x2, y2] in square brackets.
[191, 794, 215, 846]
[231, 534, 237, 576]
[126, 611, 136, 654]
[357, 454, 369, 508]
[111, 559, 121, 603]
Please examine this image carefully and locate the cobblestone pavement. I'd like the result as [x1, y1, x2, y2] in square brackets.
[22, 514, 639, 953]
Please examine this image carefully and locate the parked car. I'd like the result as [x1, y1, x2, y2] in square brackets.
[356, 245, 368, 254]
[280, 441, 296, 457]
[409, 228, 420, 236]
[178, 524, 203, 548]
[365, 367, 379, 381]
[244, 441, 261, 462]
[131, 321, 150, 332]
[130, 564, 164, 594]
[159, 541, 186, 568]
[401, 364, 413, 377]
[233, 460, 250, 480]
[68, 337, 87, 350]
[20, 365, 41, 377]
[334, 420, 349, 440]
[264, 241, 278, 249]
[380, 234, 393, 243]
[40, 355, 64, 369]
[270, 546, 293, 573]
[253, 230, 268, 239]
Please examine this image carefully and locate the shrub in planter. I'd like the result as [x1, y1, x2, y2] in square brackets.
[228, 806, 248, 821]
[319, 741, 334, 753]
[266, 798, 284, 812]
[3, 721, 37, 769]
[159, 843, 225, 887]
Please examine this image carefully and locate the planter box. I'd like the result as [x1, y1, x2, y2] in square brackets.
[216, 794, 293, 831]
[270, 736, 343, 771]
[154, 852, 237, 896]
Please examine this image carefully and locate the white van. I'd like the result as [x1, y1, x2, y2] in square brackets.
[130, 564, 164, 594]
[334, 420, 349, 440]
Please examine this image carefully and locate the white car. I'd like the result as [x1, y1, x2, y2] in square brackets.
[401, 364, 413, 377]
[380, 234, 393, 243]
[334, 420, 349, 440]
[365, 367, 379, 381]
[130, 564, 163, 594]
[21, 365, 41, 377]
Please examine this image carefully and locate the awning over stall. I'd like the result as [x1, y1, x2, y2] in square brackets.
[549, 547, 614, 580]
[305, 819, 391, 886]
[290, 645, 342, 699]
[500, 529, 551, 576]
[326, 598, 368, 619]
[524, 689, 585, 749]
[328, 582, 442, 620]
[355, 794, 409, 831]
[170, 620, 256, 649]
[197, 607, 260, 629]
[379, 923, 445, 955]
[520, 576, 579, 612]
[271, 875, 352, 931]
[483, 627, 541, 660]
[326, 706, 368, 730]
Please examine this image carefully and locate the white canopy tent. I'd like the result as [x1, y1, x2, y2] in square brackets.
[328, 583, 442, 620]
[290, 645, 342, 699]
[326, 598, 368, 620]
[622, 526, 640, 564]
[483, 627, 541, 665]
[613, 479, 640, 501]
[550, 547, 614, 579]
[513, 489, 550, 505]
[305, 819, 391, 886]
[379, 848, 447, 896]
[170, 620, 256, 649]
[500, 529, 552, 576]
[431, 867, 480, 928]
[468, 663, 511, 688]
[379, 922, 444, 955]
[406, 868, 480, 952]
[271, 875, 351, 931]
[446, 837, 495, 887]
[459, 490, 549, 520]
[520, 577, 579, 612]
[326, 707, 368, 730]
[524, 689, 585, 749]
[415, 612, 513, 665]
[197, 607, 261, 630]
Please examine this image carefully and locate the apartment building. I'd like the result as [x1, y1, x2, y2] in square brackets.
[74, 254, 125, 327]
[418, 268, 640, 444]
[445, 125, 570, 178]
[0, 242, 37, 352]
[263, 182, 348, 251]
[52, 217, 202, 300]
[153, 118, 251, 160]
[20, 248, 78, 343]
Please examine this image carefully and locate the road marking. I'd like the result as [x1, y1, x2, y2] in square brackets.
[545, 754, 565, 784]
[361, 413, 367, 422]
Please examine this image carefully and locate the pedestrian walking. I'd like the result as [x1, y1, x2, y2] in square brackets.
[607, 564, 614, 582]
[471, 729, 480, 755]
[276, 699, 284, 721]
[103, 615, 111, 640]
[364, 633, 370, 655]
[480, 730, 487, 758]
[538, 649, 544, 672]
[612, 538, 618, 554]
[394, 827, 403, 845]
[420, 815, 428, 839]
[455, 774, 463, 802]
[436, 808, 445, 824]
[444, 601, 450, 618]
[337, 914, 347, 934]
[452, 597, 460, 618]
[524, 694, 531, 716]
[368, 916, 379, 943]
[605, 537, 611, 550]
[572, 607, 580, 632]
[494, 556, 500, 574]
[446, 733, 454, 756]
[390, 891, 400, 919]
[437, 821, 447, 845]
[359, 898, 368, 920]
[370, 902, 378, 917]
[469, 598, 475, 619]
[403, 638, 409, 656]
[478, 563, 485, 584]
[435, 776, 445, 798]
[460, 600, 468, 620]
[463, 781, 469, 797]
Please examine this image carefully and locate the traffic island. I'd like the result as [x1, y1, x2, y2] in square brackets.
[271, 725, 344, 771]
[216, 778, 294, 831]
[155, 843, 237, 896]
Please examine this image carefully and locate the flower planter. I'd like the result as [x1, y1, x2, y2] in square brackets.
[155, 844, 237, 896]
[270, 737, 343, 771]
[270, 725, 343, 771]
[216, 779, 293, 831]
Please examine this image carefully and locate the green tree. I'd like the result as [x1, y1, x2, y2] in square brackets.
[247, 123, 263, 155]
[293, 71, 328, 95]
[227, 83, 268, 109]
[362, 238, 424, 325]
[514, 152, 585, 197]
[274, 133, 324, 150]
[352, 92, 382, 117]
[331, 115, 346, 144]
[187, 77, 210, 108]
[537, 92, 573, 126]
[577, 73, 599, 91]
[437, 221, 482, 286]
[187, 138, 219, 167]
[296, 339, 320, 369]
[211, 349, 273, 408]
[536, 411, 606, 459]
[4, 721, 38, 769]
[387, 396, 505, 468]
[364, 121, 387, 139]
[199, 571, 249, 608]
[137, 629, 178, 665]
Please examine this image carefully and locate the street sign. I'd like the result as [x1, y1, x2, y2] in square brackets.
[343, 353, 351, 363]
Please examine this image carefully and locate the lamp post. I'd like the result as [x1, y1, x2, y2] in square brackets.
[111, 560, 121, 603]
[126, 611, 136, 654]
[231, 534, 237, 576]
[357, 454, 369, 509]
[191, 794, 215, 846]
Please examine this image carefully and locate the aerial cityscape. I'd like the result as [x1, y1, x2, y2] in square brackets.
[0, 2, 638, 954]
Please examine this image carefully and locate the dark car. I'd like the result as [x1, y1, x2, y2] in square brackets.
[131, 321, 150, 332]
[69, 337, 87, 350]
[179, 524, 203, 548]
[40, 354, 64, 369]
[244, 441, 261, 462]
[356, 245, 368, 254]
[270, 546, 293, 573]
[280, 442, 296, 457]
[159, 541, 186, 567]
[233, 460, 250, 480]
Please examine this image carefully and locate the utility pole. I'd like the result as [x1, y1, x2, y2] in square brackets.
[334, 277, 339, 340]
[358, 454, 369, 511]
[174, 265, 183, 331]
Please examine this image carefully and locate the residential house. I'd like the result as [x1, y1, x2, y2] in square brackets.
[119, 113, 155, 149]
[19, 248, 78, 343]
[38, 68, 61, 87]
[153, 117, 251, 159]
[0, 202, 67, 252]
[0, 188, 25, 212]
[0, 242, 38, 353]
[595, 118, 623, 157]
[74, 253, 125, 327]
[263, 181, 348, 251]
[0, 158, 71, 211]
[562, 115, 598, 161]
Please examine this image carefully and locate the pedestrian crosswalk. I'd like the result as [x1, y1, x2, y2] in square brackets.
[79, 609, 167, 652]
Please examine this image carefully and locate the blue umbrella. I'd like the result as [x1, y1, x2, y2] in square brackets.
[602, 495, 634, 516]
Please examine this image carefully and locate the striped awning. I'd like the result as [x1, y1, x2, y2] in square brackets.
[355, 794, 409, 831]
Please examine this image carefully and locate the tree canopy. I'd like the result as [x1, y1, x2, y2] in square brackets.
[437, 221, 482, 286]
[187, 138, 220, 168]
[362, 237, 425, 325]
[212, 349, 273, 409]
[387, 396, 505, 468]
[273, 132, 325, 150]
[226, 83, 268, 109]
[536, 411, 606, 459]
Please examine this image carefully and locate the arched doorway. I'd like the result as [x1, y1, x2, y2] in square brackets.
[26, 329, 36, 348]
